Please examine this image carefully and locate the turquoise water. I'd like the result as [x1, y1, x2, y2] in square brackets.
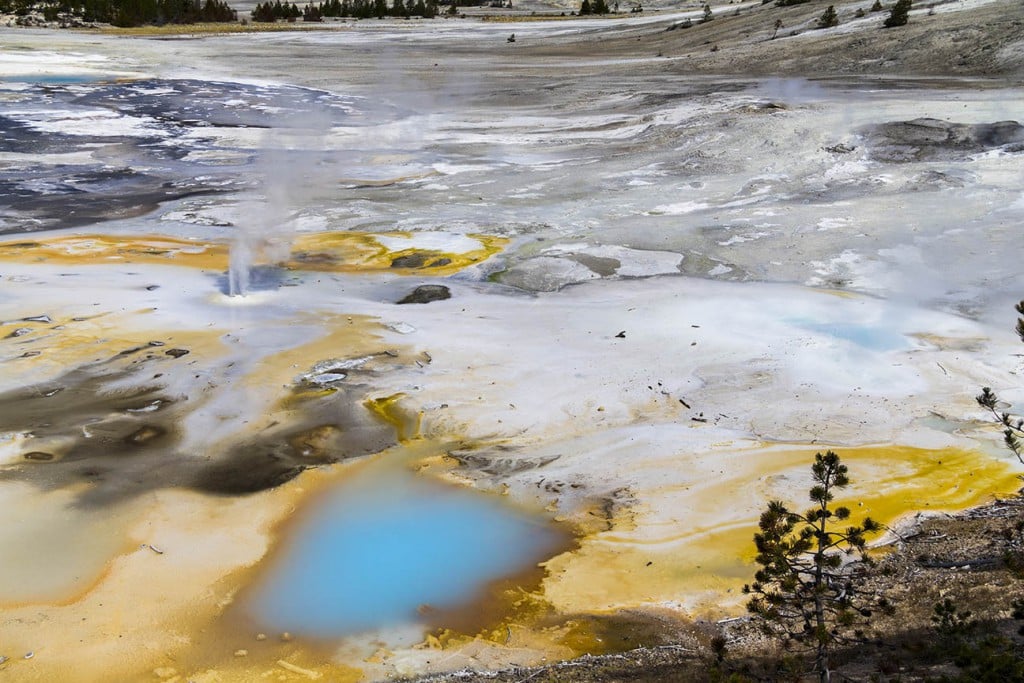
[796, 321, 908, 351]
[2, 75, 105, 85]
[249, 463, 566, 637]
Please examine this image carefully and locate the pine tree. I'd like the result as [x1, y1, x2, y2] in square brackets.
[744, 451, 882, 683]
[578, 0, 590, 13]
[817, 4, 837, 27]
[869, 0, 882, 10]
[976, 301, 1024, 463]
[883, 0, 909, 26]
[701, 2, 712, 21]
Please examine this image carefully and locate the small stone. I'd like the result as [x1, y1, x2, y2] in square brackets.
[148, 341, 165, 347]
[165, 348, 189, 358]
[256, 633, 267, 641]
[146, 285, 160, 291]
[309, 372, 346, 385]
[124, 425, 167, 446]
[234, 649, 248, 657]
[280, 632, 293, 642]
[6, 328, 31, 338]
[22, 315, 51, 323]
[20, 351, 41, 358]
[396, 285, 451, 305]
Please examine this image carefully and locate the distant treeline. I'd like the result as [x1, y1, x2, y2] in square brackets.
[0, 0, 236, 25]
[252, 0, 442, 20]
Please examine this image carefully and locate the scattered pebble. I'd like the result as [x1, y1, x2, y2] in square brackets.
[276, 660, 320, 679]
[387, 322, 416, 334]
[124, 425, 166, 446]
[255, 633, 267, 641]
[165, 348, 189, 358]
[234, 649, 248, 657]
[126, 399, 164, 414]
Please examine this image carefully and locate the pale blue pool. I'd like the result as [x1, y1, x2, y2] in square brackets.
[248, 462, 567, 637]
[1, 75, 105, 85]
[796, 320, 908, 351]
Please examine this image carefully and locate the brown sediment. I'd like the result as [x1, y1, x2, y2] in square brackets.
[0, 231, 508, 277]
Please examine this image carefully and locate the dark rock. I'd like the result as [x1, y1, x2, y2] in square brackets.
[391, 253, 454, 269]
[23, 451, 55, 461]
[863, 118, 1024, 161]
[391, 253, 431, 268]
[165, 348, 190, 358]
[397, 285, 451, 305]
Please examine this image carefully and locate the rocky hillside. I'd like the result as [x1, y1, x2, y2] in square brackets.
[511, 0, 1024, 79]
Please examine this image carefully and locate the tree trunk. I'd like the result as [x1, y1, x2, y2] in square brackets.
[814, 502, 829, 683]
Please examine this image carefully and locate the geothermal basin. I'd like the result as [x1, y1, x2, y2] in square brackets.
[0, 14, 1023, 683]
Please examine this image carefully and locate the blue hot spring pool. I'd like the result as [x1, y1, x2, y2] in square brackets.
[796, 320, 909, 351]
[248, 461, 568, 637]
